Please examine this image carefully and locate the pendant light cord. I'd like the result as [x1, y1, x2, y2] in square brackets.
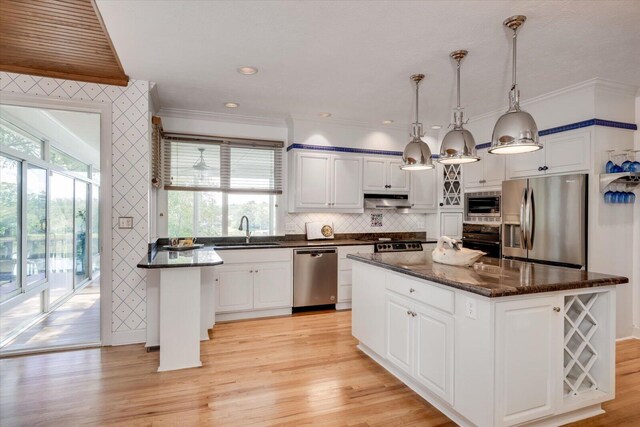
[415, 79, 419, 124]
[512, 28, 518, 89]
[456, 59, 461, 109]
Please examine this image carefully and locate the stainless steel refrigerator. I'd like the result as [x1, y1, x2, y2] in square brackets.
[502, 174, 587, 269]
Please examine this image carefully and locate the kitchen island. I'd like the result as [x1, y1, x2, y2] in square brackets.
[348, 251, 627, 427]
[138, 247, 223, 371]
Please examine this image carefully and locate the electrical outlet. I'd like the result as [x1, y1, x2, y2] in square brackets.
[465, 297, 477, 319]
[118, 217, 133, 229]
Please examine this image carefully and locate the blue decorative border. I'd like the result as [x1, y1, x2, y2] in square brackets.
[286, 143, 403, 156]
[286, 143, 441, 159]
[475, 118, 637, 148]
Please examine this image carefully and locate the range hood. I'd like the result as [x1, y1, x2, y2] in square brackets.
[364, 193, 412, 212]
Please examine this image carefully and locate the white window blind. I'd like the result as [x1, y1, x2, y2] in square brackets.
[162, 133, 283, 194]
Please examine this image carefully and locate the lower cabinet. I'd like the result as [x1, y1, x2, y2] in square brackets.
[215, 261, 292, 314]
[494, 296, 562, 426]
[337, 245, 374, 305]
[385, 290, 455, 404]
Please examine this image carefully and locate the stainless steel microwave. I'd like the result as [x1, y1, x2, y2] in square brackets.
[465, 192, 501, 220]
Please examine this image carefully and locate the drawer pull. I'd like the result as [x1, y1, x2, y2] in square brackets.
[409, 288, 415, 293]
[553, 306, 561, 312]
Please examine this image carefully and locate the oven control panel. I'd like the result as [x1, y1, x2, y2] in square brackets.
[374, 241, 424, 253]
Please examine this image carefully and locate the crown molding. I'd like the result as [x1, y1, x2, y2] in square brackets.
[287, 114, 410, 132]
[158, 107, 286, 128]
[469, 78, 639, 123]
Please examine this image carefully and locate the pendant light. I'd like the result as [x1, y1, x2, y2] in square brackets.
[401, 74, 434, 170]
[438, 50, 479, 164]
[489, 15, 541, 155]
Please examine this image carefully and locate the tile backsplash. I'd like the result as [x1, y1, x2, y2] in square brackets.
[286, 211, 427, 235]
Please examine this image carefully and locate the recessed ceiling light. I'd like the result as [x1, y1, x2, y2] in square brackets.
[382, 120, 394, 125]
[224, 102, 239, 108]
[318, 112, 332, 118]
[237, 66, 258, 75]
[431, 125, 442, 130]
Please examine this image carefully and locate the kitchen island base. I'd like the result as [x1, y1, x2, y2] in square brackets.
[351, 260, 622, 427]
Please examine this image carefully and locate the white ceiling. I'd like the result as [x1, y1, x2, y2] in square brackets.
[96, 1, 640, 130]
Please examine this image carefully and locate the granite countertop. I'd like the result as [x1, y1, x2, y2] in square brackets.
[137, 247, 223, 269]
[212, 238, 438, 250]
[347, 251, 628, 297]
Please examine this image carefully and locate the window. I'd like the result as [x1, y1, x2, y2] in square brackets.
[163, 134, 283, 237]
[50, 147, 90, 178]
[0, 121, 43, 159]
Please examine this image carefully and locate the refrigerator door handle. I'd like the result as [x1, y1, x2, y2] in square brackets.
[519, 187, 528, 249]
[527, 188, 535, 250]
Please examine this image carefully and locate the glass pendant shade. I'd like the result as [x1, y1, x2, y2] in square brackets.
[401, 74, 434, 170]
[489, 15, 541, 155]
[439, 50, 479, 165]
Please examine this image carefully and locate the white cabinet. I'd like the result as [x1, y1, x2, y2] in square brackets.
[253, 263, 292, 309]
[507, 129, 591, 179]
[463, 148, 505, 191]
[384, 290, 455, 404]
[495, 296, 562, 426]
[385, 292, 414, 375]
[216, 262, 291, 313]
[215, 265, 254, 312]
[215, 249, 292, 317]
[409, 169, 437, 211]
[414, 302, 454, 404]
[352, 262, 386, 356]
[440, 212, 462, 239]
[363, 156, 410, 193]
[337, 245, 374, 305]
[290, 151, 363, 212]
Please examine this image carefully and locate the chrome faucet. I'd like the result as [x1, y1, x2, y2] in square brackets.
[238, 215, 251, 244]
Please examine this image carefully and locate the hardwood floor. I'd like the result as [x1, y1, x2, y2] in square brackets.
[1, 281, 100, 354]
[0, 311, 638, 426]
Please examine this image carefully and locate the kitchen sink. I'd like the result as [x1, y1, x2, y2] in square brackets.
[213, 242, 282, 248]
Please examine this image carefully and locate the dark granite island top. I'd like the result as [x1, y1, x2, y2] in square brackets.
[137, 247, 223, 269]
[347, 251, 628, 297]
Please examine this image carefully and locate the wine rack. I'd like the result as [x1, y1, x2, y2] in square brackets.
[563, 293, 600, 397]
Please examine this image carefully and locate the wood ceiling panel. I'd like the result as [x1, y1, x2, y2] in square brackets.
[0, 0, 129, 86]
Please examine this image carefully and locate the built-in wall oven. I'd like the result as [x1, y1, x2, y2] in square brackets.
[462, 223, 501, 258]
[464, 192, 501, 221]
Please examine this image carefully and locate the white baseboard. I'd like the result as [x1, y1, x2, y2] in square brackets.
[216, 308, 292, 322]
[111, 329, 146, 346]
[633, 327, 640, 339]
[336, 302, 352, 310]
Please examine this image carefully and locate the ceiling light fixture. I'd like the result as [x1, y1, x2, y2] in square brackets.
[400, 74, 434, 171]
[224, 102, 239, 108]
[438, 50, 480, 165]
[431, 125, 442, 130]
[489, 15, 541, 155]
[382, 120, 394, 125]
[237, 66, 258, 75]
[318, 112, 332, 118]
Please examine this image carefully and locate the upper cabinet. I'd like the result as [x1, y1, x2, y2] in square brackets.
[507, 129, 591, 179]
[409, 169, 437, 211]
[289, 151, 363, 213]
[463, 148, 506, 191]
[363, 157, 410, 193]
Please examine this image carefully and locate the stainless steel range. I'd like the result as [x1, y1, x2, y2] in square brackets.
[374, 240, 424, 253]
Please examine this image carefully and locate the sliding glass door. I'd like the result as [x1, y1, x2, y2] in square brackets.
[49, 173, 74, 304]
[74, 180, 89, 285]
[26, 165, 47, 286]
[0, 155, 20, 300]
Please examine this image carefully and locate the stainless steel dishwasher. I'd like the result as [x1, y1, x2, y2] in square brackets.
[293, 248, 338, 308]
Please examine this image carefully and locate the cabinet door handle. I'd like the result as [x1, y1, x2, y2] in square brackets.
[249, 270, 253, 273]
[411, 311, 417, 317]
[409, 288, 415, 293]
[538, 166, 544, 171]
[543, 166, 549, 171]
[553, 307, 561, 312]
[255, 270, 258, 273]
[407, 310, 412, 316]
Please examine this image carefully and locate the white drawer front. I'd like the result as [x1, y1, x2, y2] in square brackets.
[386, 273, 454, 314]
